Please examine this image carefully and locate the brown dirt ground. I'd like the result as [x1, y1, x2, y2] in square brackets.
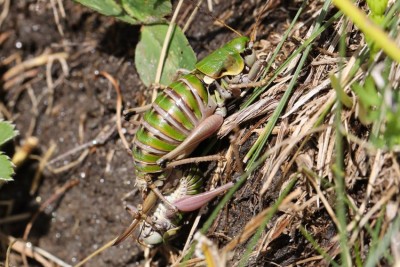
[0, 0, 342, 266]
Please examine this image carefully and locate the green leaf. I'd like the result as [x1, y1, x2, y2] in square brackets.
[135, 24, 197, 86]
[0, 153, 14, 182]
[122, 0, 171, 24]
[74, 0, 139, 24]
[0, 120, 18, 146]
[366, 0, 388, 16]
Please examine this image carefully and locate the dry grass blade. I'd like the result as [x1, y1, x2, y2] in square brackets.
[0, 213, 31, 225]
[50, 0, 64, 36]
[48, 146, 90, 174]
[73, 238, 117, 267]
[47, 123, 116, 166]
[174, 211, 203, 266]
[2, 52, 68, 86]
[182, 0, 203, 33]
[0, 0, 10, 29]
[0, 232, 71, 267]
[12, 136, 39, 167]
[0, 30, 11, 45]
[153, 0, 184, 101]
[260, 125, 328, 195]
[3, 69, 40, 90]
[30, 142, 57, 195]
[5, 239, 16, 267]
[302, 168, 339, 226]
[98, 71, 131, 153]
[21, 179, 79, 266]
[45, 52, 69, 114]
[23, 179, 79, 241]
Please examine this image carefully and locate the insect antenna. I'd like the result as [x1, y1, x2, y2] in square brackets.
[184, 0, 243, 37]
[113, 216, 142, 245]
[113, 191, 159, 245]
[249, 0, 275, 42]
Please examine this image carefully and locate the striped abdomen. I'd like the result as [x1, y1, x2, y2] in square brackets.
[132, 73, 212, 188]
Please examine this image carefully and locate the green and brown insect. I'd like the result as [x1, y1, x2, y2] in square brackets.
[132, 36, 265, 200]
[114, 36, 266, 245]
[114, 1, 271, 244]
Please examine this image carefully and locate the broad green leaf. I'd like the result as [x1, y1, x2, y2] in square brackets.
[122, 0, 171, 24]
[135, 24, 197, 86]
[74, 0, 139, 24]
[0, 120, 18, 146]
[0, 153, 14, 182]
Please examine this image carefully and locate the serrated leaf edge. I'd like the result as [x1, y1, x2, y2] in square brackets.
[0, 152, 15, 181]
[0, 120, 19, 146]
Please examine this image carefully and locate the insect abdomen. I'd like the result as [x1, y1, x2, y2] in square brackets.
[132, 74, 209, 178]
[139, 167, 204, 246]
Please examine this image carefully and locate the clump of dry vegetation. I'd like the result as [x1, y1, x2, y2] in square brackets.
[0, 0, 399, 266]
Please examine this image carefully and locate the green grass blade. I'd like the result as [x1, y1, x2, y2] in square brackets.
[180, 145, 282, 264]
[244, 3, 339, 167]
[242, 9, 342, 109]
[333, 21, 351, 267]
[240, 0, 306, 109]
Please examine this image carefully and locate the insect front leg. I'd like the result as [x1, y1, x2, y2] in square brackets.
[138, 172, 181, 212]
[229, 56, 269, 90]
